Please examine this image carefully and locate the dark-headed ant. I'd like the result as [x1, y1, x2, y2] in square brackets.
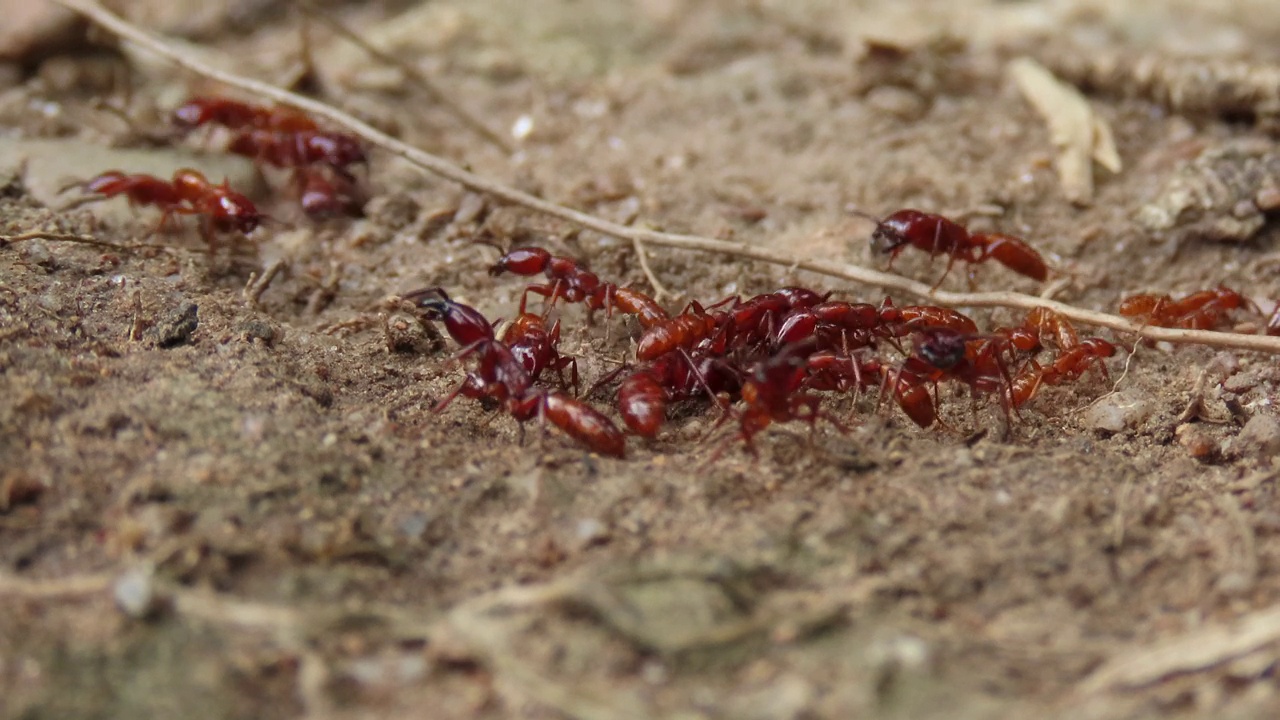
[855, 208, 1049, 288]
[405, 288, 626, 458]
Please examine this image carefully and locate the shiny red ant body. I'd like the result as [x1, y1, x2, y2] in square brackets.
[1118, 287, 1253, 330]
[992, 307, 1081, 369]
[733, 342, 844, 451]
[501, 312, 580, 393]
[1008, 338, 1116, 407]
[636, 288, 826, 361]
[227, 128, 367, 178]
[172, 96, 367, 217]
[489, 247, 669, 327]
[172, 97, 319, 133]
[78, 168, 263, 246]
[405, 289, 625, 457]
[862, 209, 1049, 288]
[888, 328, 1016, 427]
[616, 349, 740, 437]
[295, 166, 363, 218]
[879, 300, 981, 337]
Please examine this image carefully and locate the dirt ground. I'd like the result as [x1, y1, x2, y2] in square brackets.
[4, 1, 1280, 718]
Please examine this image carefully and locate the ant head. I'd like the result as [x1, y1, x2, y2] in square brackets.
[915, 328, 967, 369]
[170, 100, 206, 128]
[870, 219, 908, 254]
[213, 192, 265, 234]
[315, 133, 367, 168]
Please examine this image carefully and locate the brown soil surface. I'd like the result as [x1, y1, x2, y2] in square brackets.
[4, 1, 1280, 718]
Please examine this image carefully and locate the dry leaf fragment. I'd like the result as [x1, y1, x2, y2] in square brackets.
[1010, 57, 1121, 205]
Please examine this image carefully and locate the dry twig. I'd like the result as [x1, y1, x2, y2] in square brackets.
[54, 0, 1280, 356]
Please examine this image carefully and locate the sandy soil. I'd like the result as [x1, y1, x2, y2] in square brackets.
[3, 1, 1280, 718]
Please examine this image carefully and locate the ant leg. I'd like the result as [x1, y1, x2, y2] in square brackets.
[433, 374, 481, 413]
[931, 253, 958, 292]
[678, 348, 730, 413]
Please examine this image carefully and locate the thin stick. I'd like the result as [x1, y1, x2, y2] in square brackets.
[630, 236, 672, 301]
[0, 571, 113, 598]
[56, 0, 1280, 356]
[295, 0, 514, 154]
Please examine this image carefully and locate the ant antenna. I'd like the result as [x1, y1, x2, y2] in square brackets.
[843, 205, 881, 223]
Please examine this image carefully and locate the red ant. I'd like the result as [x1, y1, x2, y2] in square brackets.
[1008, 338, 1116, 407]
[878, 300, 980, 337]
[173, 96, 368, 216]
[227, 129, 367, 179]
[171, 96, 320, 134]
[488, 247, 669, 327]
[501, 312, 580, 393]
[405, 288, 625, 458]
[887, 327, 1016, 427]
[295, 166, 364, 218]
[636, 288, 826, 361]
[73, 168, 263, 249]
[855, 208, 1049, 288]
[616, 348, 741, 437]
[635, 303, 721, 361]
[730, 342, 845, 452]
[803, 349, 885, 396]
[1118, 287, 1254, 330]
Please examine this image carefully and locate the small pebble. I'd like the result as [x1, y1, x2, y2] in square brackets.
[1222, 371, 1258, 394]
[238, 318, 277, 346]
[1233, 413, 1280, 459]
[113, 568, 161, 618]
[153, 301, 198, 348]
[575, 517, 610, 548]
[1084, 391, 1152, 433]
[1176, 424, 1219, 462]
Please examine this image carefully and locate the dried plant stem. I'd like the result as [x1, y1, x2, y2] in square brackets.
[56, 0, 1280, 355]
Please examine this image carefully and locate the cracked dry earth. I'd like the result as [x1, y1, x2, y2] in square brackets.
[4, 1, 1280, 719]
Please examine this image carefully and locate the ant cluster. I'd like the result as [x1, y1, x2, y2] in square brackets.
[66, 97, 367, 248]
[406, 210, 1265, 458]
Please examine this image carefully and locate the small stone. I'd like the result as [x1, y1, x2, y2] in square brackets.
[1176, 424, 1219, 462]
[114, 568, 162, 618]
[238, 319, 277, 346]
[153, 301, 198, 348]
[574, 518, 610, 548]
[384, 312, 442, 355]
[1222, 371, 1259, 394]
[1084, 391, 1152, 433]
[1234, 413, 1280, 459]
